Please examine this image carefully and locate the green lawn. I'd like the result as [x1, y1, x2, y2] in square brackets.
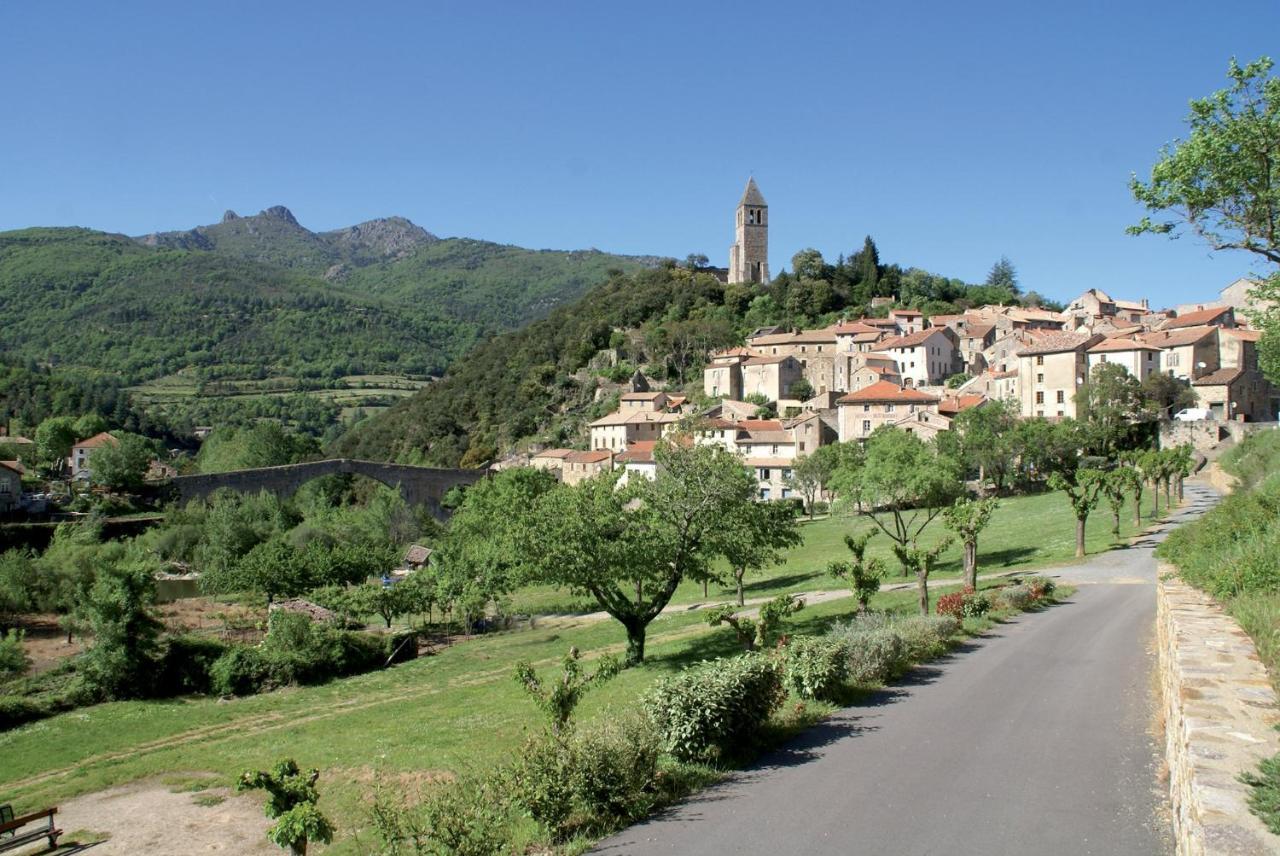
[0, 487, 1158, 852]
[512, 489, 1153, 614]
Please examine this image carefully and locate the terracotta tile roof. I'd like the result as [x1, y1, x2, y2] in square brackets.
[1016, 332, 1101, 356]
[0, 460, 24, 476]
[938, 394, 986, 415]
[1166, 306, 1232, 328]
[0, 435, 34, 445]
[1088, 337, 1160, 353]
[533, 448, 574, 459]
[880, 328, 948, 349]
[621, 391, 664, 401]
[990, 369, 1019, 379]
[964, 324, 996, 339]
[566, 450, 613, 464]
[837, 381, 941, 404]
[1139, 326, 1218, 348]
[404, 544, 433, 565]
[831, 321, 880, 335]
[616, 441, 658, 464]
[743, 354, 795, 365]
[1222, 328, 1263, 341]
[1192, 368, 1245, 386]
[890, 308, 923, 316]
[740, 430, 795, 444]
[856, 317, 899, 328]
[74, 431, 118, 450]
[734, 419, 785, 431]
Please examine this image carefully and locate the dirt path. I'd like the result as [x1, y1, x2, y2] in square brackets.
[48, 779, 275, 855]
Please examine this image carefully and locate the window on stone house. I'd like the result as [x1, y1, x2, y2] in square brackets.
[1057, 390, 1065, 404]
[885, 404, 895, 413]
[1035, 391, 1044, 404]
[1036, 355, 1044, 365]
[760, 468, 771, 480]
[862, 420, 872, 432]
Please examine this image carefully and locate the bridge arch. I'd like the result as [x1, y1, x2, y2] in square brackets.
[167, 459, 487, 519]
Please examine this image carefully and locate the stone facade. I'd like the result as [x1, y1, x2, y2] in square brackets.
[729, 178, 769, 284]
[1157, 567, 1280, 855]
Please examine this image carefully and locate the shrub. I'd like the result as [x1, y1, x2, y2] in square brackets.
[0, 695, 47, 731]
[782, 635, 849, 701]
[156, 634, 228, 695]
[0, 628, 30, 681]
[567, 713, 662, 827]
[369, 774, 513, 856]
[960, 589, 991, 618]
[506, 733, 574, 835]
[643, 653, 784, 762]
[1023, 575, 1057, 599]
[893, 615, 960, 661]
[936, 592, 965, 619]
[997, 585, 1033, 611]
[210, 646, 269, 696]
[829, 621, 911, 680]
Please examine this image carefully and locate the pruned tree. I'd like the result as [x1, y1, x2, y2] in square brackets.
[513, 647, 620, 736]
[893, 538, 954, 616]
[827, 530, 885, 611]
[942, 496, 999, 589]
[705, 594, 804, 651]
[1048, 469, 1106, 558]
[237, 759, 334, 856]
[845, 428, 962, 567]
[1100, 468, 1137, 538]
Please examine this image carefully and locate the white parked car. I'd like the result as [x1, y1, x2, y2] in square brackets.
[1173, 408, 1215, 422]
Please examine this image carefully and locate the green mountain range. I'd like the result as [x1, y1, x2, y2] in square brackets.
[0, 208, 650, 384]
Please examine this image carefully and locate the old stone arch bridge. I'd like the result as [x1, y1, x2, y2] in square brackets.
[167, 459, 488, 518]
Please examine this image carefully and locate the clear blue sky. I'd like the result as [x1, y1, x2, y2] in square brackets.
[2, 1, 1277, 306]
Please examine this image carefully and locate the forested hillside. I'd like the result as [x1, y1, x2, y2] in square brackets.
[0, 217, 646, 384]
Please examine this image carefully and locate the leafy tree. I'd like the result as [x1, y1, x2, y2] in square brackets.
[855, 235, 881, 295]
[513, 647, 620, 736]
[785, 452, 834, 518]
[1129, 56, 1280, 265]
[846, 428, 962, 560]
[1075, 363, 1148, 456]
[1141, 372, 1197, 421]
[72, 413, 109, 439]
[827, 531, 885, 611]
[0, 550, 37, 628]
[237, 759, 334, 856]
[942, 497, 998, 589]
[35, 416, 77, 474]
[349, 580, 414, 629]
[893, 538, 953, 616]
[941, 399, 1019, 493]
[90, 433, 153, 491]
[705, 594, 804, 651]
[1012, 418, 1082, 485]
[788, 378, 815, 401]
[945, 373, 972, 390]
[81, 553, 164, 699]
[719, 499, 800, 605]
[1117, 457, 1148, 527]
[1048, 469, 1106, 558]
[790, 248, 826, 280]
[519, 442, 754, 665]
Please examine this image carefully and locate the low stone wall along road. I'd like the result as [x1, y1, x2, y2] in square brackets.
[595, 483, 1220, 856]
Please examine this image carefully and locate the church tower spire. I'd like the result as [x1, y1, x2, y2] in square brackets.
[729, 177, 769, 284]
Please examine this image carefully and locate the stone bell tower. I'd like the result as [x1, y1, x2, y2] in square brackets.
[728, 177, 769, 284]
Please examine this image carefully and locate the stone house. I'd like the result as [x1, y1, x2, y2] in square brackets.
[888, 408, 953, 442]
[1220, 328, 1263, 371]
[744, 328, 841, 394]
[836, 381, 941, 442]
[703, 348, 754, 400]
[832, 321, 888, 356]
[69, 431, 118, 481]
[619, 391, 670, 412]
[786, 411, 838, 456]
[747, 457, 796, 502]
[889, 308, 924, 334]
[1086, 337, 1162, 382]
[530, 448, 573, 473]
[1138, 326, 1220, 382]
[958, 323, 997, 375]
[588, 409, 682, 453]
[878, 328, 959, 388]
[1162, 305, 1235, 331]
[741, 354, 804, 402]
[616, 441, 659, 484]
[1193, 368, 1278, 422]
[1016, 332, 1102, 419]
[0, 460, 23, 512]
[982, 329, 1036, 374]
[1065, 289, 1149, 324]
[561, 450, 614, 486]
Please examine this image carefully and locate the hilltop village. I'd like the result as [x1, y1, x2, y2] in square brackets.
[528, 180, 1278, 500]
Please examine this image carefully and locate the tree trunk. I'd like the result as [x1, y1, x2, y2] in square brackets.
[623, 619, 646, 665]
[1166, 480, 1173, 509]
[977, 463, 987, 497]
[1134, 494, 1143, 528]
[1112, 509, 1120, 537]
[1152, 482, 1160, 515]
[290, 839, 307, 856]
[963, 539, 978, 590]
[735, 570, 745, 607]
[1075, 516, 1086, 558]
[702, 579, 708, 599]
[916, 570, 930, 616]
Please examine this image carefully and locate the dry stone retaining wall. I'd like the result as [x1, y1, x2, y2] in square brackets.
[1157, 567, 1280, 854]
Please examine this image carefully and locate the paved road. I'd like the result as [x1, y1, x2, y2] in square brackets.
[595, 482, 1218, 856]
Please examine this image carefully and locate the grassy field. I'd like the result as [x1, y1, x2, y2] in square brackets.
[0, 583, 1068, 853]
[0, 488, 1156, 852]
[512, 489, 1153, 614]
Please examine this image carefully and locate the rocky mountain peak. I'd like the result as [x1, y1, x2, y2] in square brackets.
[221, 210, 240, 223]
[260, 206, 299, 226]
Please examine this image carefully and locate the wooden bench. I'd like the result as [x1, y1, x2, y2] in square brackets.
[0, 805, 61, 853]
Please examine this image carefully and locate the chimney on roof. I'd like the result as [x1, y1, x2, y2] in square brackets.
[1141, 298, 1149, 310]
